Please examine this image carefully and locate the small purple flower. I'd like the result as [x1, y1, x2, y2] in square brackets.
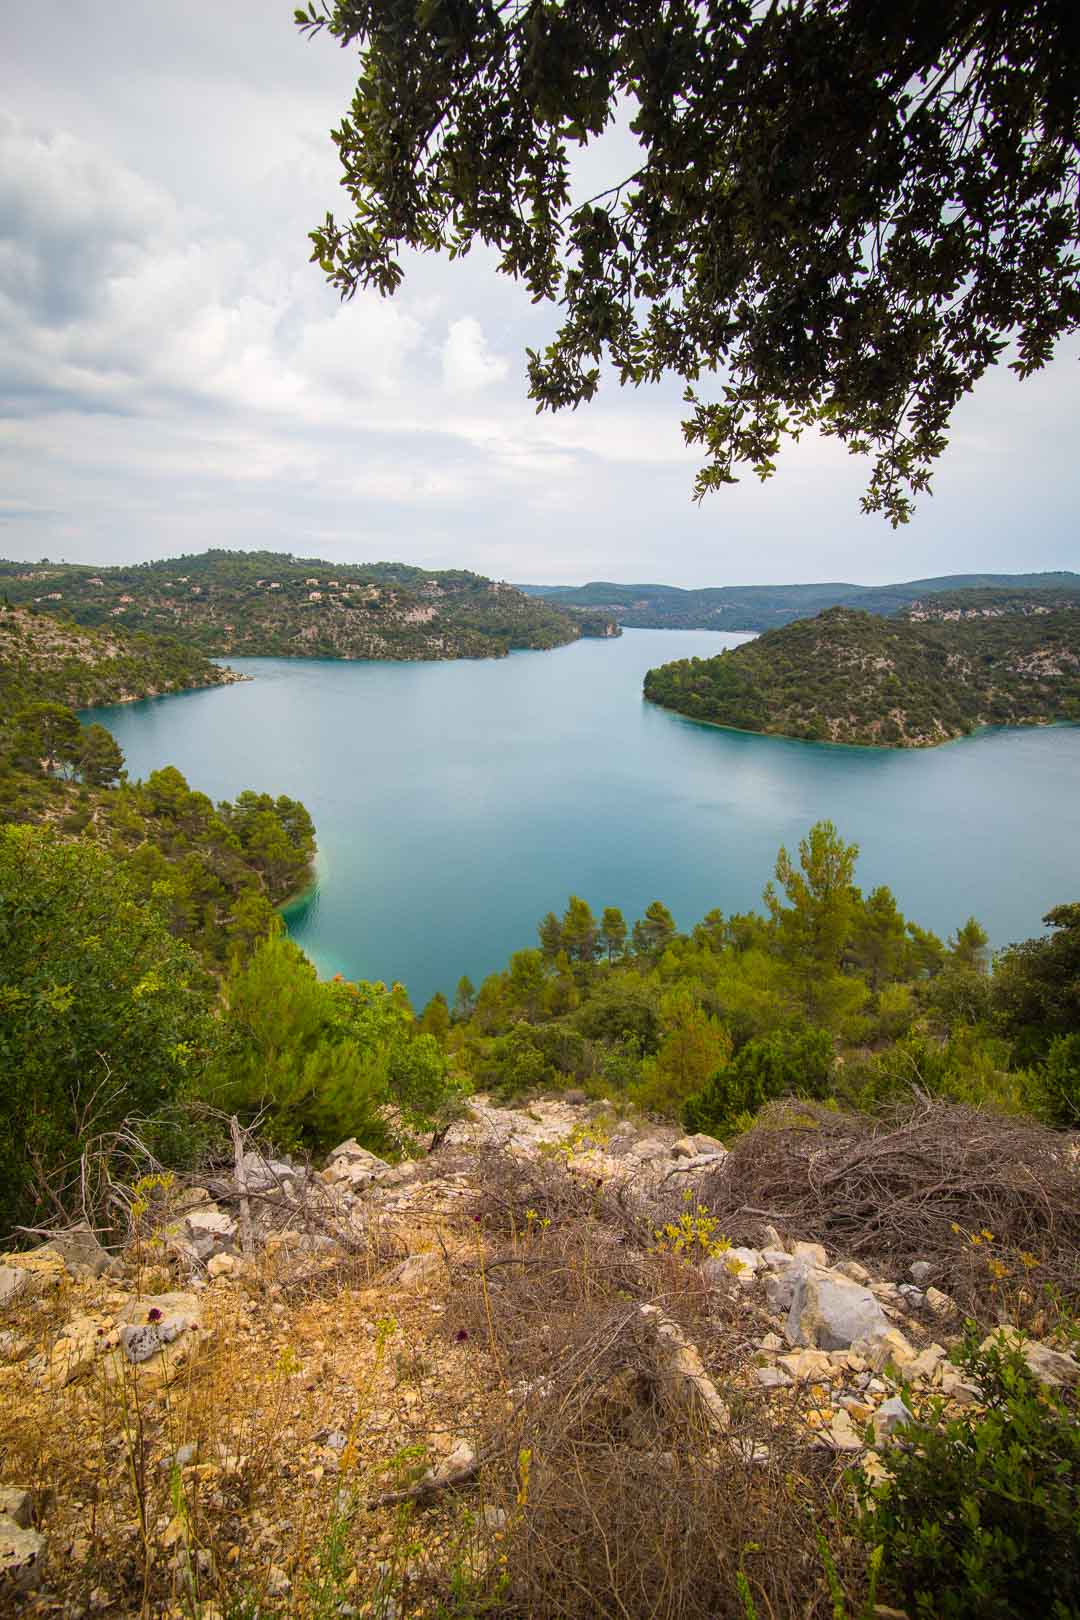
[455, 1329, 469, 1343]
[147, 1307, 162, 1323]
[473, 1214, 482, 1224]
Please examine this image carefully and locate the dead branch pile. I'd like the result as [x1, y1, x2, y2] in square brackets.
[429, 1170, 863, 1620]
[701, 1098, 1080, 1308]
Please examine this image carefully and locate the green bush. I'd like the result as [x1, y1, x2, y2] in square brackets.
[860, 1329, 1080, 1620]
[682, 1025, 833, 1138]
[202, 934, 464, 1154]
[1035, 1033, 1080, 1128]
[0, 826, 213, 1235]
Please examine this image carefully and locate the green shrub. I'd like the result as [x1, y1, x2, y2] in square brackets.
[860, 1329, 1080, 1620]
[850, 1029, 1032, 1116]
[0, 826, 213, 1235]
[1035, 1032, 1080, 1128]
[682, 1025, 833, 1138]
[203, 934, 464, 1154]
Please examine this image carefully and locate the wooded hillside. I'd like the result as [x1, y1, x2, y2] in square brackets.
[1, 551, 615, 661]
[0, 603, 240, 710]
[642, 606, 1080, 746]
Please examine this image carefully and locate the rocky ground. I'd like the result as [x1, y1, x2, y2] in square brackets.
[1, 1095, 1076, 1617]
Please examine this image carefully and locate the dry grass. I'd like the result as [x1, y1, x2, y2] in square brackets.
[0, 1141, 879, 1618]
[430, 1151, 870, 1620]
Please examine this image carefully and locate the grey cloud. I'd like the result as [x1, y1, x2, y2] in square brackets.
[0, 3, 1077, 584]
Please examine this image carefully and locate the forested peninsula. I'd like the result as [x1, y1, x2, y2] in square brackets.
[643, 604, 1080, 746]
[0, 602, 240, 709]
[0, 604, 315, 966]
[0, 551, 618, 661]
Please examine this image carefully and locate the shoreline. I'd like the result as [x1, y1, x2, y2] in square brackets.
[644, 695, 1080, 752]
[278, 849, 327, 916]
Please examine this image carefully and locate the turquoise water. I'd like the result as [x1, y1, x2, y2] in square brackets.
[82, 630, 1080, 1007]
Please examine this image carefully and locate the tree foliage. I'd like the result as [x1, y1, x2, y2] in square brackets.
[203, 935, 465, 1155]
[298, 0, 1080, 524]
[0, 827, 213, 1233]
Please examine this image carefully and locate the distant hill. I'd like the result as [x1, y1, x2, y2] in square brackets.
[517, 572, 1080, 631]
[642, 605, 1080, 747]
[0, 603, 240, 711]
[0, 551, 617, 661]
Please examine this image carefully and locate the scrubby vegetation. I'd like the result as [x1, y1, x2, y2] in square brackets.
[859, 1328, 1080, 1620]
[0, 601, 239, 708]
[438, 821, 1075, 1138]
[0, 831, 463, 1235]
[2, 807, 1080, 1618]
[643, 604, 1080, 745]
[0, 551, 616, 661]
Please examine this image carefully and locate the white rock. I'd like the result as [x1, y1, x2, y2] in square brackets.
[183, 1208, 236, 1262]
[908, 1343, 947, 1383]
[857, 1328, 917, 1372]
[671, 1133, 725, 1160]
[117, 1293, 200, 1365]
[0, 1490, 31, 1529]
[727, 1246, 761, 1273]
[980, 1328, 1080, 1389]
[825, 1410, 864, 1452]
[872, 1395, 914, 1444]
[206, 1254, 236, 1280]
[909, 1260, 933, 1286]
[702, 1248, 760, 1288]
[834, 1260, 871, 1284]
[924, 1286, 955, 1316]
[778, 1348, 835, 1380]
[1022, 1341, 1080, 1388]
[0, 1268, 28, 1310]
[755, 1365, 792, 1388]
[0, 1516, 45, 1592]
[791, 1241, 829, 1267]
[787, 1269, 892, 1351]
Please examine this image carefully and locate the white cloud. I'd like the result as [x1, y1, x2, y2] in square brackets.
[441, 317, 509, 394]
[1, 7, 1078, 586]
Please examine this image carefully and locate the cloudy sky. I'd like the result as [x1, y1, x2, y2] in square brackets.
[3, 3, 1077, 588]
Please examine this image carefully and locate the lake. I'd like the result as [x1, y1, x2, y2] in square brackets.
[82, 629, 1080, 1008]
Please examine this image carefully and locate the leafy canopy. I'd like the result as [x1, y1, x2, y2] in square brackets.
[297, 0, 1080, 525]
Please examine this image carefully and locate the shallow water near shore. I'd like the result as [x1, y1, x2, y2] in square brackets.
[82, 629, 1080, 1006]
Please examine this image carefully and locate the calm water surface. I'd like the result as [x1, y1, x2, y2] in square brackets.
[82, 630, 1080, 1007]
